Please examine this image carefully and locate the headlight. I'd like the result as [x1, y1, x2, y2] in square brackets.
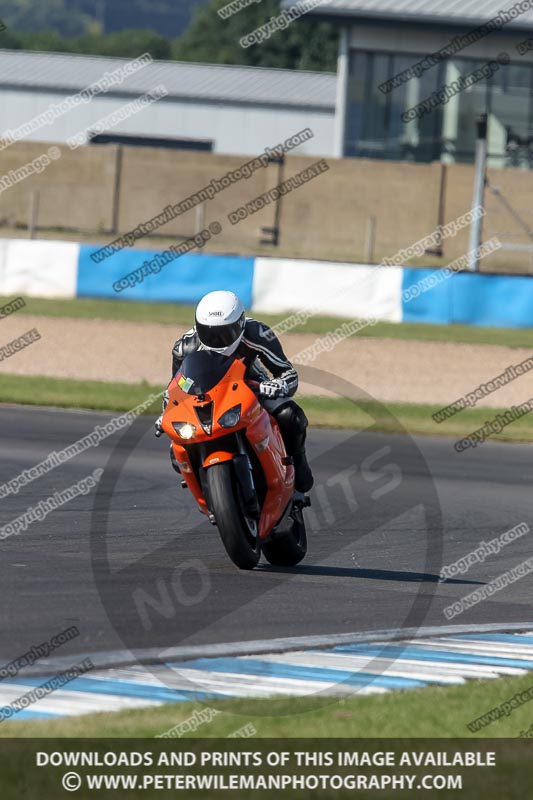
[217, 404, 241, 428]
[172, 422, 196, 440]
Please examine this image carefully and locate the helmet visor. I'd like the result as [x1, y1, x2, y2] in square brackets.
[196, 313, 245, 350]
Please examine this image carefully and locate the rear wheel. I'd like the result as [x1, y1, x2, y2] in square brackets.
[206, 462, 260, 570]
[262, 510, 307, 567]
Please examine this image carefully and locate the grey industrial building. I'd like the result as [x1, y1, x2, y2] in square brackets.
[286, 0, 533, 167]
[3, 1, 533, 169]
[0, 49, 336, 157]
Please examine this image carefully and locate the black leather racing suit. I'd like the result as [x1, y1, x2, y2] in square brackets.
[170, 318, 313, 493]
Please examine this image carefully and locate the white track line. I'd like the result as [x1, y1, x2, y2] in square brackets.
[25, 622, 533, 676]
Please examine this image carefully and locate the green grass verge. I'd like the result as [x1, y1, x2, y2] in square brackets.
[0, 374, 162, 414]
[8, 295, 533, 348]
[2, 374, 533, 443]
[5, 671, 533, 738]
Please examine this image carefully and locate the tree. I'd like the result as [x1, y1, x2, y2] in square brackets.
[0, 0, 93, 37]
[73, 30, 172, 59]
[173, 0, 338, 71]
[0, 0, 206, 38]
[0, 0, 338, 72]
[0, 27, 172, 60]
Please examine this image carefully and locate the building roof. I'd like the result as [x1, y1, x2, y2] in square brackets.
[284, 0, 533, 31]
[0, 50, 336, 110]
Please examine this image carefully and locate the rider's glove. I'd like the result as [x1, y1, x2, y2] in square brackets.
[259, 379, 289, 398]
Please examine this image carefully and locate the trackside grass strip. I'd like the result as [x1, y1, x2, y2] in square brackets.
[6, 295, 533, 348]
[2, 374, 533, 443]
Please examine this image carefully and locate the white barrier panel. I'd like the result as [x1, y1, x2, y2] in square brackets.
[0, 239, 9, 293]
[0, 239, 79, 298]
[252, 258, 403, 322]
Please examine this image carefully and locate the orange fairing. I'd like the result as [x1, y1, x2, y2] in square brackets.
[202, 451, 233, 467]
[162, 358, 294, 538]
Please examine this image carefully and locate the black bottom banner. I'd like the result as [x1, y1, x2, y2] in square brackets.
[0, 738, 530, 799]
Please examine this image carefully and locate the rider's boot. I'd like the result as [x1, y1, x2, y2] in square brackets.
[293, 449, 314, 493]
[273, 402, 314, 494]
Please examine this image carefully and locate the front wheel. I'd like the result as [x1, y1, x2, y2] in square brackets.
[206, 462, 260, 570]
[262, 510, 307, 567]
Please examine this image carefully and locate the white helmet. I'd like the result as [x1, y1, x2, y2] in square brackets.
[195, 290, 246, 357]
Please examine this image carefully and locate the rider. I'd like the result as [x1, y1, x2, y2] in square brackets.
[156, 290, 313, 493]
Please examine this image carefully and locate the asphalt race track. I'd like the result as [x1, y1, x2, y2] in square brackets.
[1, 404, 532, 666]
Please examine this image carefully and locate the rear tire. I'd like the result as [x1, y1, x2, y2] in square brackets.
[206, 462, 260, 570]
[262, 511, 307, 567]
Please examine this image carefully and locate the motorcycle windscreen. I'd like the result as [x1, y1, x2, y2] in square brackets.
[177, 350, 234, 395]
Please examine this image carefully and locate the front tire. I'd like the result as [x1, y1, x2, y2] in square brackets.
[206, 462, 260, 570]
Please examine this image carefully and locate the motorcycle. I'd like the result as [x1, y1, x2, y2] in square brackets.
[161, 350, 309, 570]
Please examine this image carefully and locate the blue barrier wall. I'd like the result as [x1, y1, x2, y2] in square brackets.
[452, 272, 533, 327]
[77, 246, 255, 307]
[402, 268, 452, 325]
[2, 237, 533, 330]
[402, 268, 533, 328]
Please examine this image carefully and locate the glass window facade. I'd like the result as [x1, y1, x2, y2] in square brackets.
[344, 50, 533, 169]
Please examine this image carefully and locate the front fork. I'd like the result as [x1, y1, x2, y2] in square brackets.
[200, 433, 261, 520]
[232, 453, 261, 518]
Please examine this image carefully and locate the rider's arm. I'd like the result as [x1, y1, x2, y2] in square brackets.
[243, 320, 298, 396]
[157, 328, 199, 437]
[171, 329, 199, 379]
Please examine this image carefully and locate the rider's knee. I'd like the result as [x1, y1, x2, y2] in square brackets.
[275, 401, 308, 435]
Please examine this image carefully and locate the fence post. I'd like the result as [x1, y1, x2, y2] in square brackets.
[111, 145, 123, 235]
[364, 215, 376, 263]
[468, 114, 488, 271]
[28, 191, 40, 239]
